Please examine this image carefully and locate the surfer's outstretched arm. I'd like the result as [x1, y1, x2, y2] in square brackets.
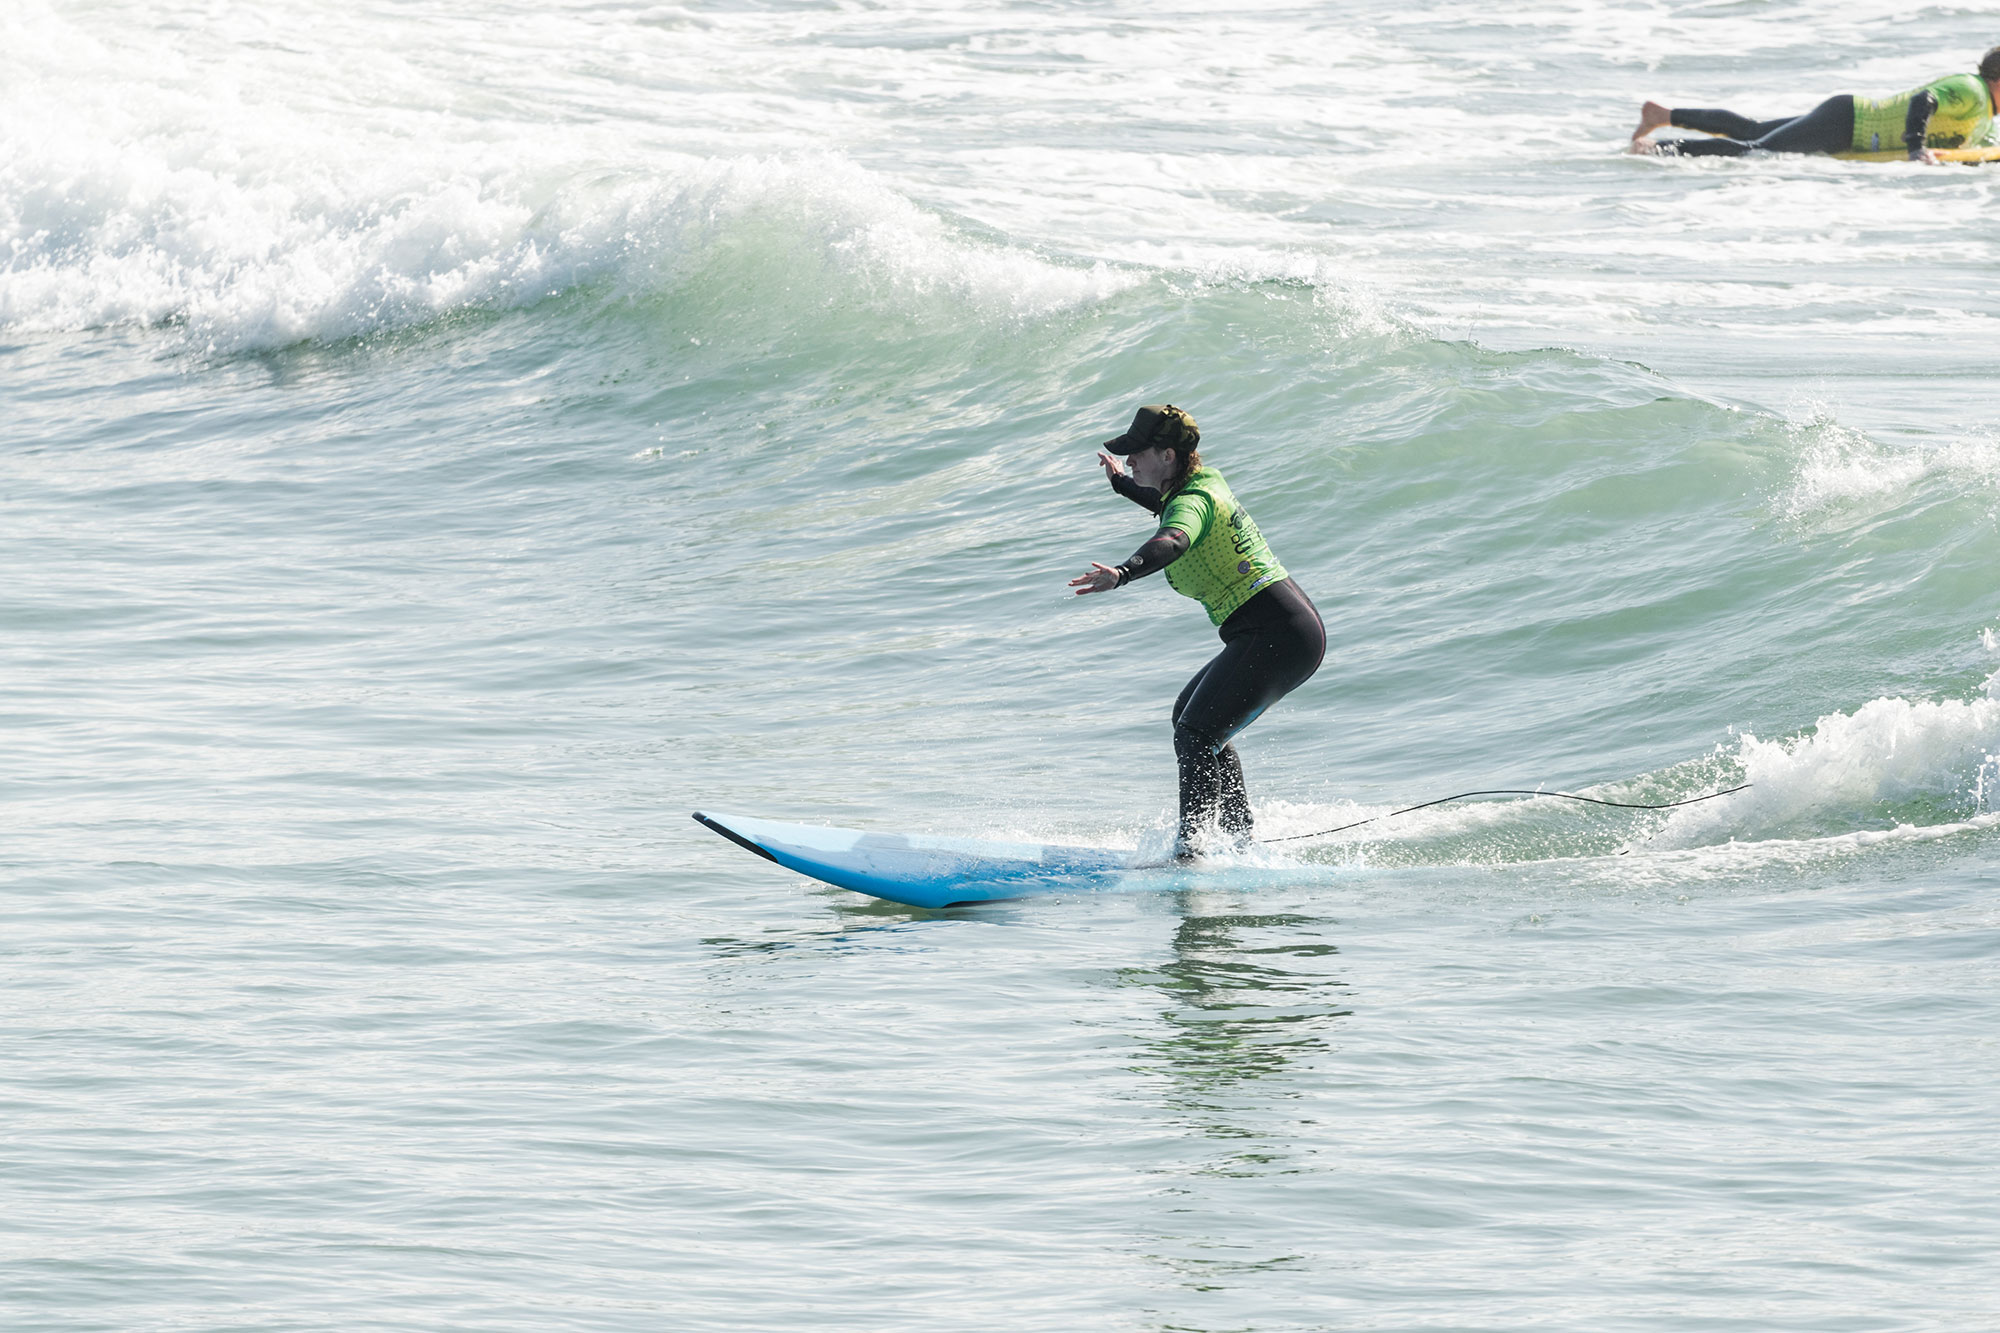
[1069, 562, 1123, 595]
[1069, 527, 1190, 595]
[1099, 449, 1164, 513]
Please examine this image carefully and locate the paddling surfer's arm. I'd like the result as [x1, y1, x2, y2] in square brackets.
[1069, 527, 1190, 595]
[1906, 89, 1942, 162]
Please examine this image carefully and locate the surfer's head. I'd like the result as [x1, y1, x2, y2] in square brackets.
[1982, 45, 2000, 85]
[1105, 403, 1202, 491]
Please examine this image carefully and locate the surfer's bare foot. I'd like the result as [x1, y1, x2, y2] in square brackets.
[1631, 100, 1671, 142]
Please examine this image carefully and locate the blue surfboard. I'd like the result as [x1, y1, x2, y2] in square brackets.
[693, 810, 1139, 909]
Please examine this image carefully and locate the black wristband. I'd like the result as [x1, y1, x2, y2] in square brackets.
[1114, 564, 1131, 587]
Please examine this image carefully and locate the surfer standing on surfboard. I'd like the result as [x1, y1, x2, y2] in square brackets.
[1070, 405, 1325, 859]
[1630, 47, 2000, 161]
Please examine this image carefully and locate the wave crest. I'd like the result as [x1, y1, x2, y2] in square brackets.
[1661, 690, 2000, 848]
[0, 130, 1131, 353]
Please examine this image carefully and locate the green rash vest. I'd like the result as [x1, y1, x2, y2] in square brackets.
[1156, 467, 1288, 626]
[1851, 73, 1998, 152]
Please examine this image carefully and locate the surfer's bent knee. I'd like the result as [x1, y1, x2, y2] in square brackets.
[1174, 719, 1228, 760]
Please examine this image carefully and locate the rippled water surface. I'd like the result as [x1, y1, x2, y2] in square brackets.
[5, 2, 1999, 1329]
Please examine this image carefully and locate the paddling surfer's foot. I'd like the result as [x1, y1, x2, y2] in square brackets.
[1631, 100, 1671, 142]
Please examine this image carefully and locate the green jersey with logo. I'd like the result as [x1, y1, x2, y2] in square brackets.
[1157, 467, 1287, 626]
[1851, 73, 1997, 152]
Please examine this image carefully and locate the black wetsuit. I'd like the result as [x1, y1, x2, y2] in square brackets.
[1657, 96, 1858, 156]
[1656, 75, 1992, 159]
[1111, 472, 1326, 850]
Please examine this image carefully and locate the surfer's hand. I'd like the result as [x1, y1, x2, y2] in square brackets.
[1069, 562, 1121, 595]
[1096, 450, 1125, 480]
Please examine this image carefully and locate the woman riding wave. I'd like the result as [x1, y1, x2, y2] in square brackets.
[1069, 404, 1325, 859]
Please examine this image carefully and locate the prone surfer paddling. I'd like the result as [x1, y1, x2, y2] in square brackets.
[1630, 47, 2000, 161]
[1070, 404, 1324, 859]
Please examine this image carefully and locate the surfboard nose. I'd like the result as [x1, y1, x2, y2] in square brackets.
[693, 811, 779, 863]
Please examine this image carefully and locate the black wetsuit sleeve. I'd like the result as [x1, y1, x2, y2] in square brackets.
[1109, 471, 1165, 515]
[1905, 89, 1938, 157]
[1115, 527, 1190, 586]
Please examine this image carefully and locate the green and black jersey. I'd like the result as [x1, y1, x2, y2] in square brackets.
[1851, 72, 1997, 152]
[1154, 468, 1288, 626]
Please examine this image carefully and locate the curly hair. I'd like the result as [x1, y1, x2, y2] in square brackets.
[1154, 405, 1202, 494]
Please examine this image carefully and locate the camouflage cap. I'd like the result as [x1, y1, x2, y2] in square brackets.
[1103, 404, 1200, 454]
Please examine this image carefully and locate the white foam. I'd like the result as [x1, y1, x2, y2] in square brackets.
[1658, 692, 2000, 849]
[1773, 405, 2000, 522]
[1252, 680, 2000, 871]
[0, 4, 1133, 352]
[1, 137, 1134, 352]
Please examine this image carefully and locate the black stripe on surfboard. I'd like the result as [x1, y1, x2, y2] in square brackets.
[692, 811, 780, 863]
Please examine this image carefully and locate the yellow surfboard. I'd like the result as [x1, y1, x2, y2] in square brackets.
[1659, 128, 2000, 163]
[1833, 146, 2000, 163]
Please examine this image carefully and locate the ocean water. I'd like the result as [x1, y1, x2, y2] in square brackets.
[5, 2, 1999, 1329]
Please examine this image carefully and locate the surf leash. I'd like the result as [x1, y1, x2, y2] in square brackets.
[1258, 782, 1753, 845]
